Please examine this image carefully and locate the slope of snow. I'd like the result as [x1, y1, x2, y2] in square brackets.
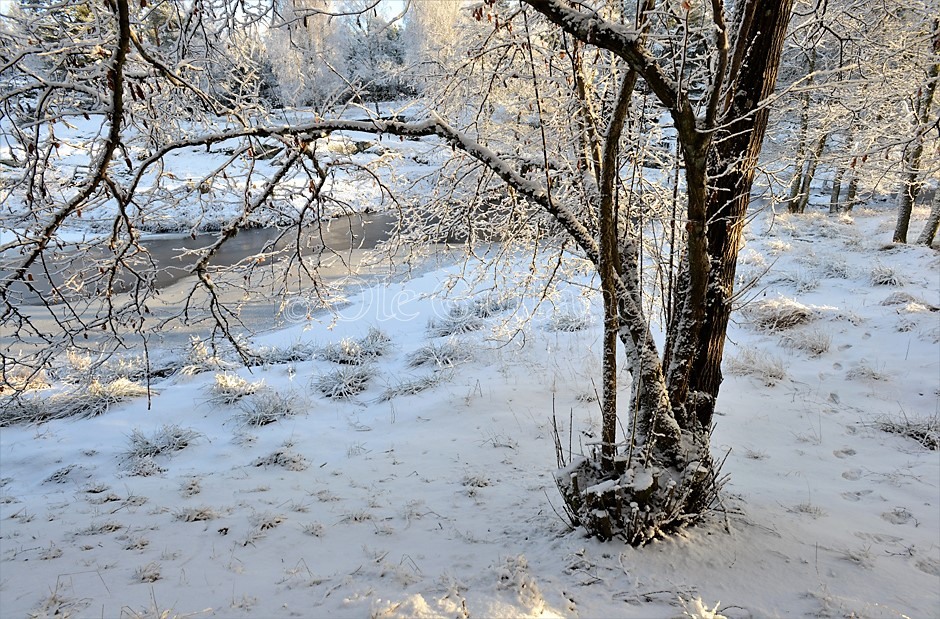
[1, 204, 938, 618]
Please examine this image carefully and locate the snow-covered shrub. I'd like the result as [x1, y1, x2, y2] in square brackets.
[767, 239, 792, 254]
[134, 562, 162, 583]
[724, 347, 787, 385]
[175, 506, 220, 522]
[237, 391, 305, 426]
[313, 365, 373, 398]
[780, 328, 831, 356]
[319, 327, 391, 364]
[209, 372, 265, 405]
[427, 305, 485, 337]
[880, 291, 935, 309]
[744, 297, 815, 331]
[406, 339, 471, 368]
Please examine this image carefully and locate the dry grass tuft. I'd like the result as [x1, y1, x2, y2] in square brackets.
[780, 329, 832, 356]
[744, 297, 815, 331]
[725, 347, 787, 386]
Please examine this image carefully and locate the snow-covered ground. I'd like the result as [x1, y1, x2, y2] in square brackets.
[1, 202, 938, 618]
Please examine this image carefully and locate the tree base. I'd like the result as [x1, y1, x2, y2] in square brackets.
[554, 448, 721, 545]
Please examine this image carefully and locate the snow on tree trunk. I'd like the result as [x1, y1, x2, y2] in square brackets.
[917, 189, 940, 246]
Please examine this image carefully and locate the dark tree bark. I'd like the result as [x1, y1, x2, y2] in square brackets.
[683, 1, 795, 431]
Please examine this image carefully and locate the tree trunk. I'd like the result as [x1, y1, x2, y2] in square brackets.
[830, 164, 845, 213]
[795, 132, 828, 213]
[894, 19, 939, 243]
[683, 0, 794, 431]
[845, 170, 860, 212]
[786, 50, 815, 214]
[917, 189, 940, 246]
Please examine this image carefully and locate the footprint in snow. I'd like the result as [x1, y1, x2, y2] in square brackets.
[915, 558, 940, 577]
[841, 489, 873, 502]
[842, 469, 863, 481]
[881, 507, 914, 525]
[833, 448, 857, 459]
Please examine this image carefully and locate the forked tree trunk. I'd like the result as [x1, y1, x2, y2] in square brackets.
[539, 0, 794, 544]
[794, 133, 828, 214]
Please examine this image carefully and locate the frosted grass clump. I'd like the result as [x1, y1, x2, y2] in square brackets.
[379, 372, 449, 401]
[545, 309, 592, 332]
[744, 297, 815, 331]
[313, 365, 374, 398]
[124, 425, 201, 460]
[179, 336, 237, 376]
[209, 372, 265, 405]
[427, 306, 485, 338]
[724, 347, 787, 386]
[406, 339, 471, 368]
[2, 377, 151, 426]
[874, 413, 939, 450]
[470, 292, 517, 318]
[237, 391, 305, 426]
[869, 263, 905, 286]
[320, 327, 391, 365]
[780, 329, 831, 357]
[247, 341, 316, 366]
